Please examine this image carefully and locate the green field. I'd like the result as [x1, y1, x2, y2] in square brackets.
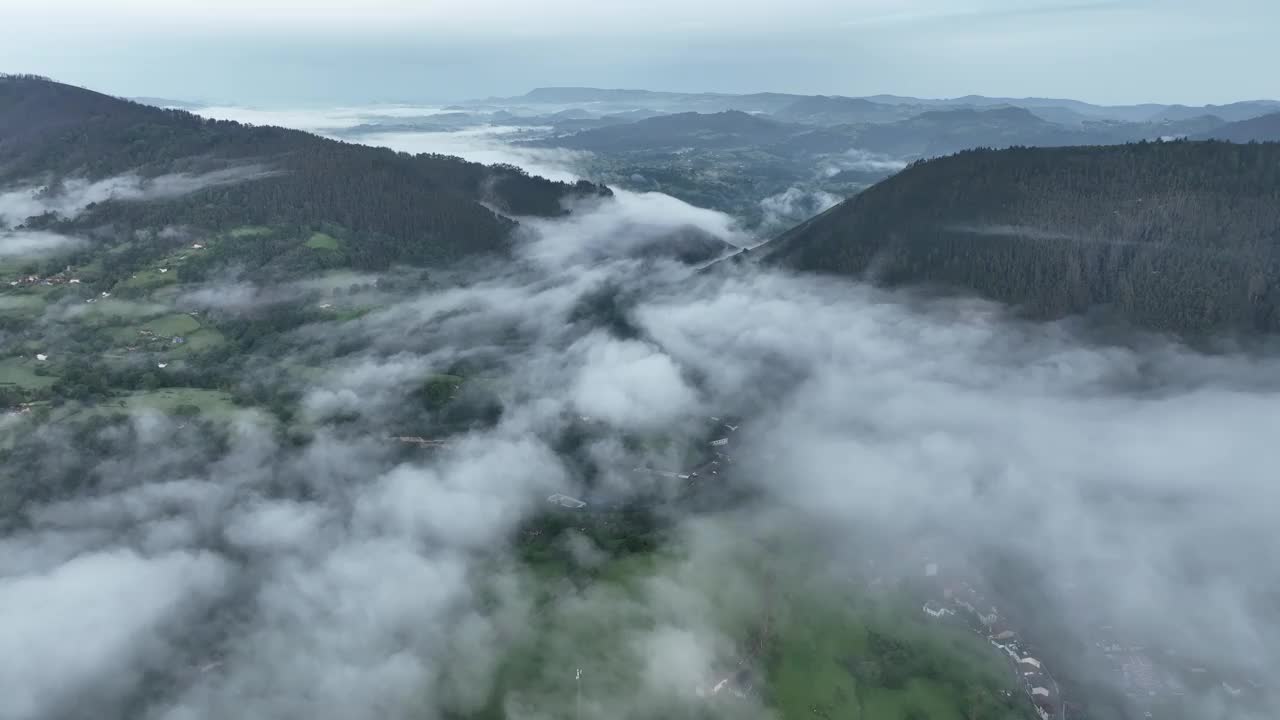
[141, 313, 202, 337]
[61, 388, 241, 421]
[76, 299, 166, 321]
[0, 293, 47, 317]
[118, 268, 178, 291]
[124, 388, 239, 415]
[332, 306, 376, 322]
[230, 225, 273, 238]
[0, 357, 58, 390]
[0, 259, 33, 278]
[169, 327, 227, 355]
[495, 533, 1032, 720]
[765, 584, 1027, 720]
[305, 232, 341, 251]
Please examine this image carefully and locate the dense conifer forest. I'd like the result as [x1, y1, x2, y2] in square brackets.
[769, 142, 1280, 335]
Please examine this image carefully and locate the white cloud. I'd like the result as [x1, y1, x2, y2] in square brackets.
[0, 549, 230, 720]
[0, 230, 86, 258]
[570, 334, 700, 431]
[0, 167, 278, 228]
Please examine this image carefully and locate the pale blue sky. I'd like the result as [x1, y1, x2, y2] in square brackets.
[1, 0, 1273, 105]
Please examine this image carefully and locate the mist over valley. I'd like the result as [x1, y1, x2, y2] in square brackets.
[1, 60, 1278, 720]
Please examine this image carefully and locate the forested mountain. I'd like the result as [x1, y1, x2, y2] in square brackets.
[0, 74, 610, 269]
[474, 86, 1280, 126]
[841, 107, 1225, 157]
[535, 106, 1228, 168]
[536, 110, 797, 152]
[493, 87, 805, 114]
[767, 141, 1280, 335]
[772, 95, 907, 124]
[846, 106, 1074, 156]
[1194, 112, 1280, 143]
[1152, 101, 1280, 123]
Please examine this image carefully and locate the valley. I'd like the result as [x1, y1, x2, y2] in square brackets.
[2, 71, 1278, 720]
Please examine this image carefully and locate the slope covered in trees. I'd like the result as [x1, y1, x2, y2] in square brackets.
[767, 141, 1280, 335]
[0, 75, 610, 269]
[1193, 112, 1280, 143]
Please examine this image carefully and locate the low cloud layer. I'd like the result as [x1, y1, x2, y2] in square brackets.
[0, 166, 279, 228]
[0, 230, 85, 258]
[758, 187, 842, 232]
[3, 144, 1278, 720]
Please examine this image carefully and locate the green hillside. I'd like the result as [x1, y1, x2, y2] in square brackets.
[768, 141, 1280, 335]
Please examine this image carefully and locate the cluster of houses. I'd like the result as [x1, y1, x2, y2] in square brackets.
[4, 402, 36, 416]
[922, 567, 1062, 720]
[135, 328, 187, 347]
[7, 271, 82, 287]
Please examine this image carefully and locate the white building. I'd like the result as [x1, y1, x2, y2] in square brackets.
[923, 603, 954, 619]
[547, 493, 587, 509]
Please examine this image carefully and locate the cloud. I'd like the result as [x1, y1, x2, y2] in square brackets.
[518, 189, 747, 267]
[190, 104, 453, 132]
[569, 334, 700, 431]
[819, 149, 909, 176]
[0, 229, 86, 258]
[758, 187, 842, 232]
[0, 548, 230, 720]
[0, 166, 279, 227]
[354, 127, 589, 183]
[3, 135, 1280, 720]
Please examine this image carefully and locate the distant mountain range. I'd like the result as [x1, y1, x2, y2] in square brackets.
[473, 86, 1280, 126]
[531, 110, 796, 152]
[765, 141, 1280, 336]
[526, 105, 1235, 160]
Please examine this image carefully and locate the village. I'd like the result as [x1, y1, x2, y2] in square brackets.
[918, 566, 1065, 720]
[915, 560, 1268, 720]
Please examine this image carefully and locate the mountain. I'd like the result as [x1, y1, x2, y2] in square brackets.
[480, 87, 808, 114]
[768, 141, 1280, 335]
[848, 106, 1079, 156]
[0, 75, 610, 271]
[518, 87, 682, 104]
[1148, 101, 1280, 123]
[1193, 112, 1280, 143]
[532, 110, 798, 152]
[858, 94, 1280, 124]
[772, 95, 905, 125]
[499, 87, 1280, 127]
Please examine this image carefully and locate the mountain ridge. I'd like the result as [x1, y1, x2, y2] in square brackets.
[1193, 112, 1280, 143]
[766, 141, 1280, 336]
[0, 75, 611, 271]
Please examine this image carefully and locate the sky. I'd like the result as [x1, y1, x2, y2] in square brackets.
[1, 0, 1275, 105]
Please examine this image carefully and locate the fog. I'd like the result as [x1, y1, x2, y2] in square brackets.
[356, 128, 587, 184]
[3, 131, 1278, 720]
[191, 104, 454, 133]
[190, 103, 588, 184]
[0, 166, 280, 228]
[0, 230, 85, 259]
[758, 187, 842, 232]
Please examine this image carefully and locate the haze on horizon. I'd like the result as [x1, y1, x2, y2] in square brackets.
[2, 0, 1276, 106]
